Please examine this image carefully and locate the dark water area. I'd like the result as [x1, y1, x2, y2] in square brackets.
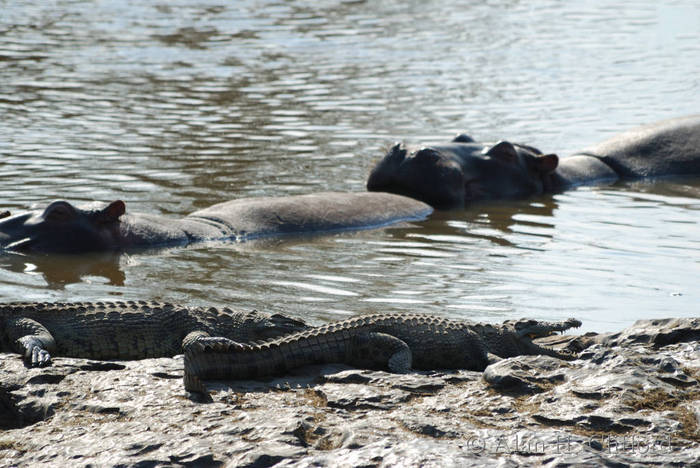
[0, 0, 698, 332]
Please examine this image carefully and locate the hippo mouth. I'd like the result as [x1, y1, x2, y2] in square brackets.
[367, 143, 469, 209]
[367, 143, 404, 192]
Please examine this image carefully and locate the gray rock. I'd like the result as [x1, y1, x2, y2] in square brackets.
[0, 318, 699, 466]
[483, 355, 570, 394]
[599, 317, 700, 348]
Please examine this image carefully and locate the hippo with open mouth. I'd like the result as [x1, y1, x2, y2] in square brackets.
[0, 192, 431, 254]
[367, 115, 700, 209]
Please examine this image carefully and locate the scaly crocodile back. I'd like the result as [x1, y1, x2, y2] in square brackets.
[183, 313, 581, 394]
[0, 301, 306, 359]
[184, 313, 491, 386]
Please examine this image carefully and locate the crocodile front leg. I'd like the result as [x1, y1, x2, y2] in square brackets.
[4, 317, 56, 367]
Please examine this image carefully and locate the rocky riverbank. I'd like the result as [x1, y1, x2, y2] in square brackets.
[1, 318, 698, 467]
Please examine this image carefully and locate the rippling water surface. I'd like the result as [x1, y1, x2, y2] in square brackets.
[1, 0, 698, 332]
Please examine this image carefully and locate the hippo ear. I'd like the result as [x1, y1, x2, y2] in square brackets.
[485, 141, 518, 164]
[386, 142, 407, 163]
[533, 154, 559, 174]
[98, 200, 126, 223]
[452, 133, 474, 143]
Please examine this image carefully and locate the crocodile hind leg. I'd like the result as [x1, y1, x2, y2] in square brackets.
[182, 331, 246, 397]
[4, 317, 56, 367]
[349, 332, 413, 372]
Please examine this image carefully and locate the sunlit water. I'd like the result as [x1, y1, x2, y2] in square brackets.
[0, 0, 698, 333]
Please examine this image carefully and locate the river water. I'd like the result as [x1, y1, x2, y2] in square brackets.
[0, 0, 698, 332]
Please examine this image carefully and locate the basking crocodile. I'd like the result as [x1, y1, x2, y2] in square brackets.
[0, 301, 307, 367]
[183, 314, 581, 393]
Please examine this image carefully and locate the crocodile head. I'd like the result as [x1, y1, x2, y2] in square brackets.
[480, 317, 582, 361]
[0, 200, 125, 254]
[508, 317, 582, 339]
[510, 317, 581, 360]
[208, 308, 309, 342]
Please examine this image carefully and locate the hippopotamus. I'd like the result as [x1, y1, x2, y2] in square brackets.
[0, 192, 431, 254]
[367, 115, 700, 209]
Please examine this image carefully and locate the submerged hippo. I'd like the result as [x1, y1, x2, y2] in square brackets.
[367, 115, 700, 209]
[0, 192, 431, 254]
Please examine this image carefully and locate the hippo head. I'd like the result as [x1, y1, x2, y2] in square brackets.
[367, 135, 559, 209]
[0, 200, 126, 253]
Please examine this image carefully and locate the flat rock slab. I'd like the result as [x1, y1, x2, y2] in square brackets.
[1, 319, 699, 466]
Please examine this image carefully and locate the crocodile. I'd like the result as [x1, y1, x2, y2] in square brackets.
[183, 314, 581, 393]
[0, 301, 307, 367]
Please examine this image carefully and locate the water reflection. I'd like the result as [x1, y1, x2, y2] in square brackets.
[0, 252, 125, 289]
[393, 197, 558, 253]
[610, 177, 700, 209]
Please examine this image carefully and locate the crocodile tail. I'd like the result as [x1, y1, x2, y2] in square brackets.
[182, 332, 212, 399]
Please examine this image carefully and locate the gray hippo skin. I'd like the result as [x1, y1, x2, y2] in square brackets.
[367, 115, 700, 209]
[0, 192, 432, 254]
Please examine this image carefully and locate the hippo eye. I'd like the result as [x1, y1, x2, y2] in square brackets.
[413, 148, 441, 163]
[43, 201, 76, 222]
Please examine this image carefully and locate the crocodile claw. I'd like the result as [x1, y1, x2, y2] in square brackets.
[27, 345, 51, 368]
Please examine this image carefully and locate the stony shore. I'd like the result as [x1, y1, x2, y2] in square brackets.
[1, 317, 698, 467]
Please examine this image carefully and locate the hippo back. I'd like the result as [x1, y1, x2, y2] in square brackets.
[579, 115, 700, 178]
[187, 192, 432, 240]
